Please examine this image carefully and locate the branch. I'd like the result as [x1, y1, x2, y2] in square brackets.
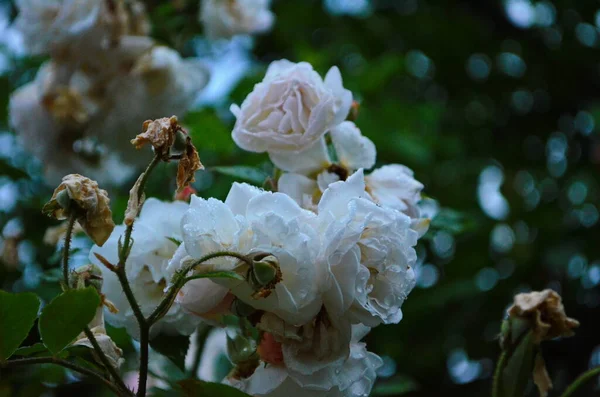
[62, 213, 77, 288]
[2, 357, 130, 396]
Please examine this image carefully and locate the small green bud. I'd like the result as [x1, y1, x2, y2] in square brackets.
[226, 331, 258, 365]
[252, 255, 279, 287]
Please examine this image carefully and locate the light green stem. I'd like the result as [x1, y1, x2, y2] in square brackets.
[559, 366, 600, 397]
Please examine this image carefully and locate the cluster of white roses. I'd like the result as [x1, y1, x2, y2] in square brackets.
[6, 1, 184, 184]
[7, 0, 276, 185]
[89, 59, 427, 397]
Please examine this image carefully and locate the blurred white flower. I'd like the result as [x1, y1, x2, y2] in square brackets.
[90, 199, 201, 339]
[231, 59, 352, 154]
[13, 0, 150, 59]
[200, 0, 275, 39]
[14, 0, 106, 56]
[9, 45, 209, 184]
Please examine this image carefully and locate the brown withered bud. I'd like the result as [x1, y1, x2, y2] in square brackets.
[507, 289, 579, 344]
[42, 174, 115, 246]
[176, 136, 204, 192]
[131, 116, 181, 160]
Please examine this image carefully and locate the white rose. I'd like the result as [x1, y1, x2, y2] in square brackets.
[90, 199, 200, 339]
[365, 164, 424, 218]
[227, 341, 381, 397]
[317, 170, 419, 326]
[200, 0, 275, 39]
[177, 183, 323, 325]
[14, 0, 106, 56]
[231, 60, 352, 154]
[273, 121, 375, 210]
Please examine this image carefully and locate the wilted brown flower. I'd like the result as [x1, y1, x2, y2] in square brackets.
[131, 116, 181, 159]
[507, 289, 579, 344]
[42, 174, 115, 246]
[176, 136, 203, 192]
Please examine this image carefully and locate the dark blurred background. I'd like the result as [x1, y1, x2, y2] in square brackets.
[1, 0, 599, 396]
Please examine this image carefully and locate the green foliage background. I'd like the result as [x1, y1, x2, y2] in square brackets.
[1, 0, 599, 396]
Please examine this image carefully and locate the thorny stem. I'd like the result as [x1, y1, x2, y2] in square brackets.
[147, 251, 251, 326]
[61, 213, 77, 289]
[61, 213, 128, 395]
[2, 357, 129, 396]
[111, 153, 160, 397]
[491, 350, 508, 397]
[119, 154, 161, 264]
[559, 366, 600, 397]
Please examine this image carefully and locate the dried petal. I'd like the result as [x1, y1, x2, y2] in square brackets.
[533, 352, 552, 397]
[131, 116, 180, 159]
[176, 137, 203, 192]
[507, 289, 579, 344]
[43, 174, 115, 246]
[124, 172, 146, 226]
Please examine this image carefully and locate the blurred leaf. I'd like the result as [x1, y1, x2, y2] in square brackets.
[0, 291, 40, 361]
[12, 343, 48, 358]
[373, 375, 419, 395]
[501, 331, 535, 397]
[178, 380, 251, 397]
[212, 166, 269, 185]
[38, 287, 100, 354]
[0, 158, 29, 180]
[150, 334, 190, 373]
[428, 208, 479, 236]
[184, 110, 235, 155]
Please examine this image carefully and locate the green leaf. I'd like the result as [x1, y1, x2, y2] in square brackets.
[38, 287, 100, 354]
[501, 331, 536, 397]
[150, 334, 190, 373]
[184, 109, 235, 155]
[178, 380, 252, 397]
[372, 375, 420, 395]
[0, 290, 40, 361]
[212, 166, 269, 185]
[12, 343, 49, 358]
[0, 158, 30, 180]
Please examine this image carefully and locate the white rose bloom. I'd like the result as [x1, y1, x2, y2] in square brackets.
[231, 60, 352, 154]
[175, 183, 323, 326]
[168, 243, 230, 318]
[365, 164, 425, 218]
[271, 121, 376, 174]
[226, 342, 381, 397]
[317, 170, 418, 326]
[90, 199, 200, 339]
[14, 0, 106, 56]
[200, 0, 275, 39]
[273, 121, 376, 210]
